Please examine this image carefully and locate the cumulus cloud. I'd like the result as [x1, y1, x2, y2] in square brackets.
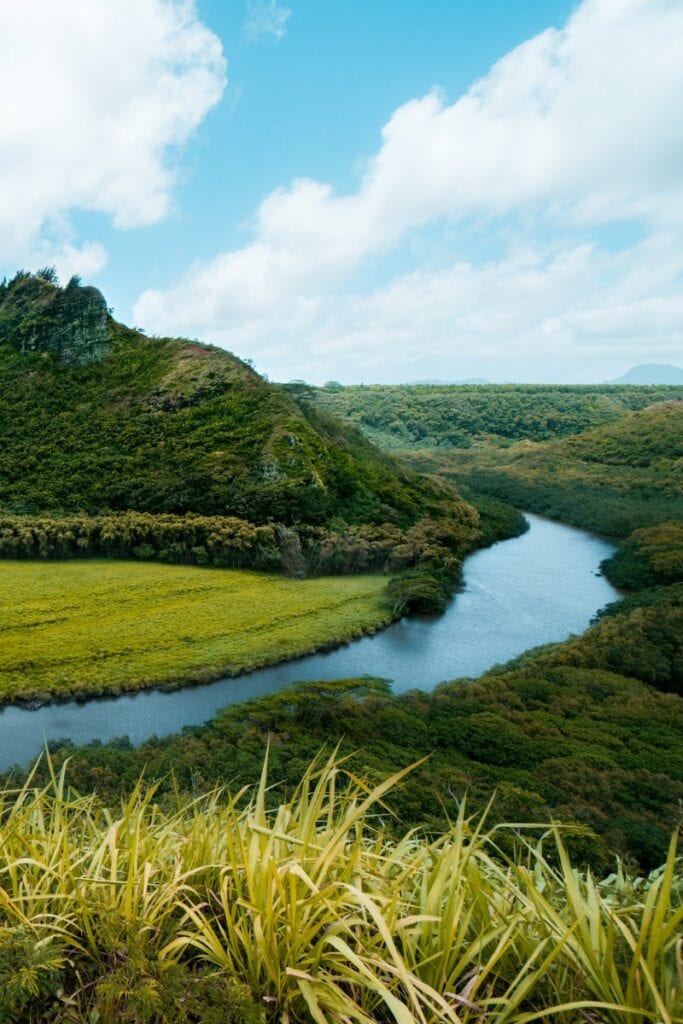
[33, 241, 109, 284]
[244, 0, 291, 42]
[0, 0, 226, 274]
[136, 232, 683, 382]
[135, 0, 683, 380]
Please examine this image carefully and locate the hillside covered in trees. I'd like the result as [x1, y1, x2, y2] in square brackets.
[0, 273, 490, 598]
[313, 383, 683, 538]
[0, 273, 465, 528]
[432, 402, 683, 537]
[315, 381, 683, 449]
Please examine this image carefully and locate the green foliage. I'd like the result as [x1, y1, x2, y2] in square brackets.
[0, 928, 261, 1024]
[595, 582, 683, 621]
[443, 403, 683, 537]
[604, 521, 683, 590]
[454, 489, 528, 547]
[0, 757, 680, 1024]
[80, 957, 261, 1024]
[314, 381, 683, 448]
[387, 568, 453, 614]
[0, 511, 282, 569]
[0, 928, 66, 1023]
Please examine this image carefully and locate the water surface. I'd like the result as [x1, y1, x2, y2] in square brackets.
[0, 513, 619, 770]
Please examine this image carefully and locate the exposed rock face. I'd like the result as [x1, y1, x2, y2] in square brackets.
[0, 272, 111, 366]
[56, 285, 110, 366]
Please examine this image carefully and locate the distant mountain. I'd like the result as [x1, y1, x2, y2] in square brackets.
[611, 363, 683, 385]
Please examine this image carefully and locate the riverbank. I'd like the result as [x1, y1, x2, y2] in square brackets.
[0, 513, 621, 769]
[2, 517, 679, 867]
[0, 561, 392, 705]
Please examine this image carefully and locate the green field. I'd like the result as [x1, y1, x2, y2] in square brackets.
[0, 561, 390, 702]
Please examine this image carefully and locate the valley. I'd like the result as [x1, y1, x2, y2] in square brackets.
[0, 512, 618, 768]
[0, 272, 680, 1023]
[3, 4, 683, 1019]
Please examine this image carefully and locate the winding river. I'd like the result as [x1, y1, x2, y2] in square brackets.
[0, 513, 620, 770]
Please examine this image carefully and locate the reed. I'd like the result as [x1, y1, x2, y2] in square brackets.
[0, 754, 679, 1023]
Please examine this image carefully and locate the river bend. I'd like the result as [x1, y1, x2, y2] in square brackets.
[0, 513, 619, 770]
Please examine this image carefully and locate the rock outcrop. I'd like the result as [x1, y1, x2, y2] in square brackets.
[0, 271, 110, 366]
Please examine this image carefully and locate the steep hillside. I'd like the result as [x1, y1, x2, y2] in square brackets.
[0, 272, 468, 531]
[0, 268, 110, 365]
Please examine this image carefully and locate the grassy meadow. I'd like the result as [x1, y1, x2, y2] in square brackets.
[0, 560, 391, 702]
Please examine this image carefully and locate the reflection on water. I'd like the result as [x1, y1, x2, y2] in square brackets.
[0, 513, 619, 770]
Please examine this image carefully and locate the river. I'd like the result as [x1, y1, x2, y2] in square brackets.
[0, 513, 620, 770]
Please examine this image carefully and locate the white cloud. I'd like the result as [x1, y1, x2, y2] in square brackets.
[310, 233, 683, 381]
[137, 232, 683, 382]
[33, 241, 109, 285]
[135, 0, 683, 380]
[0, 0, 226, 274]
[244, 0, 291, 42]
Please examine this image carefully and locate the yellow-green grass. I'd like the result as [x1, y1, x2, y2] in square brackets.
[0, 755, 680, 1023]
[0, 560, 391, 703]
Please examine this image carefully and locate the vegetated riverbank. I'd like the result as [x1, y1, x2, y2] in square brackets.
[402, 402, 683, 540]
[0, 491, 528, 708]
[0, 562, 393, 704]
[311, 384, 683, 579]
[0, 512, 618, 768]
[0, 755, 679, 1024]
[15, 579, 682, 871]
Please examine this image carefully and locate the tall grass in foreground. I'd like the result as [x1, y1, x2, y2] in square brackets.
[0, 755, 680, 1024]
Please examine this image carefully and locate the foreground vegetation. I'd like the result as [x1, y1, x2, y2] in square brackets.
[0, 561, 390, 702]
[0, 755, 680, 1024]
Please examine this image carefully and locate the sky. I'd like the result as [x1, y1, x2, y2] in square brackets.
[1, 0, 682, 384]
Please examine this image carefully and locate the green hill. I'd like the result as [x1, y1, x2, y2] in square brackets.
[448, 402, 683, 536]
[0, 272, 473, 534]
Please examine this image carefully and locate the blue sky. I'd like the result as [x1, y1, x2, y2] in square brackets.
[1, 0, 682, 382]
[77, 0, 575, 316]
